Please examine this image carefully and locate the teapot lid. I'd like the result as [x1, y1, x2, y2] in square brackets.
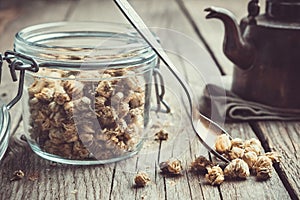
[0, 98, 10, 162]
[266, 0, 300, 20]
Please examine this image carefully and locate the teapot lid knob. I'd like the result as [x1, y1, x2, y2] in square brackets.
[247, 0, 260, 24]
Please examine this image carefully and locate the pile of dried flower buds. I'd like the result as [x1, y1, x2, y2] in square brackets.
[190, 134, 281, 186]
[27, 67, 146, 160]
[134, 134, 281, 188]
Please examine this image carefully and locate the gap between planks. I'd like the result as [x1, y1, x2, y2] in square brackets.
[250, 122, 300, 200]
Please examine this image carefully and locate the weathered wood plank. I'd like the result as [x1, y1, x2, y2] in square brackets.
[0, 123, 115, 200]
[113, 0, 221, 199]
[0, 0, 74, 131]
[69, 1, 136, 199]
[219, 123, 291, 200]
[68, 0, 128, 23]
[254, 121, 300, 199]
[69, 0, 221, 199]
[176, 52, 291, 200]
[0, 0, 295, 200]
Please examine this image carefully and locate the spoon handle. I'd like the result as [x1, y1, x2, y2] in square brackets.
[114, 0, 193, 112]
[114, 0, 230, 163]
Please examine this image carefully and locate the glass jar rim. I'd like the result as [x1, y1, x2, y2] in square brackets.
[14, 21, 157, 69]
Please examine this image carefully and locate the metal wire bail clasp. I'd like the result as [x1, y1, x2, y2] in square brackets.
[1, 50, 39, 110]
[153, 59, 171, 113]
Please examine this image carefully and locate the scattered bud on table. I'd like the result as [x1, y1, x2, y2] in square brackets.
[159, 158, 183, 175]
[253, 155, 273, 180]
[10, 170, 25, 181]
[190, 156, 213, 174]
[205, 166, 224, 186]
[244, 138, 263, 155]
[155, 129, 169, 141]
[265, 152, 281, 164]
[134, 172, 151, 187]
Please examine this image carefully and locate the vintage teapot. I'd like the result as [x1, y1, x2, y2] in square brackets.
[205, 0, 300, 109]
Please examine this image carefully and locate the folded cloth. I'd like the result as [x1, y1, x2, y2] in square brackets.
[199, 84, 300, 122]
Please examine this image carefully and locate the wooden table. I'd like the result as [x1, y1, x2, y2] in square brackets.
[0, 0, 299, 199]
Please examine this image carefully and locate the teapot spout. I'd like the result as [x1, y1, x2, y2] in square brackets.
[205, 7, 254, 70]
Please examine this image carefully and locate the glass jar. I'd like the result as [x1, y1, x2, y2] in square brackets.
[0, 99, 10, 161]
[14, 22, 157, 165]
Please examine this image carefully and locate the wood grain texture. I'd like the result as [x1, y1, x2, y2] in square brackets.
[0, 123, 115, 200]
[181, 60, 291, 199]
[220, 123, 291, 200]
[254, 121, 300, 200]
[122, 0, 220, 199]
[68, 0, 127, 23]
[0, 0, 74, 131]
[0, 0, 297, 200]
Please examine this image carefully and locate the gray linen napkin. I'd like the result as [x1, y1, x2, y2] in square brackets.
[199, 84, 300, 122]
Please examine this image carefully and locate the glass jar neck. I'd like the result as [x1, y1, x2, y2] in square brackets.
[14, 22, 157, 72]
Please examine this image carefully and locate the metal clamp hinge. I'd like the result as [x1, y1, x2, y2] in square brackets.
[0, 50, 39, 110]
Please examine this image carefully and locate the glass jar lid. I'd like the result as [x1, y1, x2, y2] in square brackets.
[0, 98, 10, 162]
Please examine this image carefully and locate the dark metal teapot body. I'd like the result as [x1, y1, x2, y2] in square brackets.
[205, 0, 300, 109]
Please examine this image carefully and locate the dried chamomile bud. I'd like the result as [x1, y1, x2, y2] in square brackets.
[215, 134, 232, 154]
[231, 138, 244, 148]
[128, 108, 144, 125]
[96, 80, 113, 98]
[190, 156, 213, 174]
[28, 80, 46, 96]
[205, 166, 225, 186]
[244, 138, 263, 155]
[79, 133, 94, 146]
[117, 102, 130, 118]
[253, 155, 273, 180]
[155, 129, 169, 141]
[28, 67, 146, 161]
[265, 152, 281, 164]
[242, 151, 258, 169]
[10, 170, 25, 181]
[73, 141, 90, 159]
[73, 97, 91, 112]
[35, 87, 55, 102]
[159, 159, 183, 175]
[228, 147, 245, 160]
[134, 172, 151, 187]
[48, 101, 60, 113]
[64, 101, 74, 116]
[110, 92, 124, 106]
[224, 158, 250, 179]
[63, 76, 84, 98]
[54, 85, 71, 105]
[256, 167, 272, 180]
[128, 92, 144, 109]
[95, 96, 107, 108]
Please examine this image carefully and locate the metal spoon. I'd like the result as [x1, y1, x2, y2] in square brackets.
[114, 0, 230, 163]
